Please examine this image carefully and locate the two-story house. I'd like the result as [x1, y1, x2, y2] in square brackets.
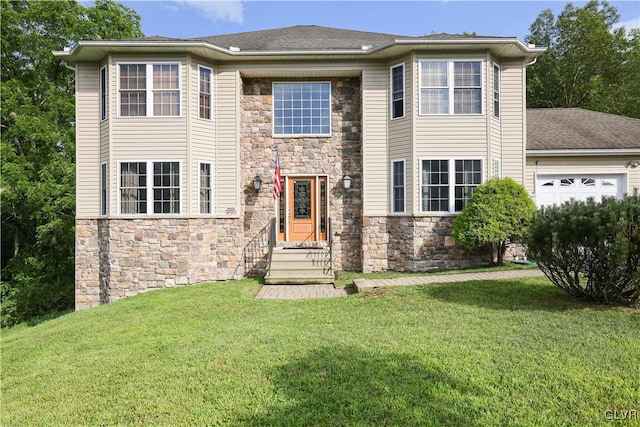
[55, 25, 546, 310]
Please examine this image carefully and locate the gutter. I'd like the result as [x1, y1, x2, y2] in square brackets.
[527, 148, 640, 156]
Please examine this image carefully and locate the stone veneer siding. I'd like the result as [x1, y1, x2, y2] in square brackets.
[361, 216, 485, 273]
[241, 77, 363, 273]
[75, 218, 243, 310]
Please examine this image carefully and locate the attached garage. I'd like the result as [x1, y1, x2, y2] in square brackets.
[534, 174, 625, 208]
[526, 108, 640, 208]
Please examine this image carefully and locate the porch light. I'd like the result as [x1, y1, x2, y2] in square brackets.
[253, 175, 263, 191]
[343, 175, 352, 189]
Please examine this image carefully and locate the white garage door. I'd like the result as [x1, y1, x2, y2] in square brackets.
[535, 174, 625, 208]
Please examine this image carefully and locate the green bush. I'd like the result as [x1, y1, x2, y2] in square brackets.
[452, 178, 536, 265]
[526, 194, 640, 305]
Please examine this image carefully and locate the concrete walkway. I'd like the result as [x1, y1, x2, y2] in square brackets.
[255, 268, 545, 300]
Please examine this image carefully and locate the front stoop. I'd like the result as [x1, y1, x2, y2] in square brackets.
[265, 248, 334, 285]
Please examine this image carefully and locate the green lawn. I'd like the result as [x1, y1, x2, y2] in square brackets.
[2, 276, 639, 426]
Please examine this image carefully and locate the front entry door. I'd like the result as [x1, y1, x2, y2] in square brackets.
[289, 178, 315, 241]
[278, 176, 327, 242]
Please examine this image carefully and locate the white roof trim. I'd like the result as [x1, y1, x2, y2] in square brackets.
[53, 37, 546, 60]
[527, 148, 640, 156]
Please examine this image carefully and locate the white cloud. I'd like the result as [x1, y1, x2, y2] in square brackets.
[613, 17, 640, 33]
[179, 0, 244, 24]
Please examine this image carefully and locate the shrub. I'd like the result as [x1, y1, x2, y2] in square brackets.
[526, 194, 640, 305]
[452, 178, 536, 265]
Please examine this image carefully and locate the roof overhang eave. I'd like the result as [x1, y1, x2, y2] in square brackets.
[54, 37, 547, 62]
[527, 148, 640, 156]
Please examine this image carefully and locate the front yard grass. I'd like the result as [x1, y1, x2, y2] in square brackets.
[2, 276, 638, 426]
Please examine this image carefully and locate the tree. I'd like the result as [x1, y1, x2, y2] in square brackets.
[526, 1, 639, 118]
[1, 0, 143, 326]
[452, 178, 537, 266]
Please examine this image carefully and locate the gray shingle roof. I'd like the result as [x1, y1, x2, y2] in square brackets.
[191, 25, 401, 51]
[189, 25, 507, 51]
[527, 108, 640, 150]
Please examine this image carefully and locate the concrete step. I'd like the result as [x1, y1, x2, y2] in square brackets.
[266, 247, 334, 285]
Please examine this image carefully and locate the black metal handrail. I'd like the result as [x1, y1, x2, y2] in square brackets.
[327, 217, 333, 274]
[266, 217, 276, 275]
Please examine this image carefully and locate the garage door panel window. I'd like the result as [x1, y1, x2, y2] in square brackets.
[536, 175, 624, 208]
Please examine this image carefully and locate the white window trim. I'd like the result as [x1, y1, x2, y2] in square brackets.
[198, 161, 214, 215]
[100, 162, 108, 216]
[419, 157, 484, 214]
[391, 159, 406, 213]
[117, 160, 182, 215]
[197, 65, 213, 121]
[272, 81, 332, 137]
[493, 63, 500, 119]
[418, 59, 484, 116]
[116, 62, 182, 118]
[100, 65, 108, 121]
[390, 63, 405, 120]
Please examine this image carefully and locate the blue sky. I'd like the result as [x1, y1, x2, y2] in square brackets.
[116, 0, 640, 41]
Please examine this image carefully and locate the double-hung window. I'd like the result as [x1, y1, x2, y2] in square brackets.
[199, 162, 212, 214]
[119, 63, 180, 117]
[390, 64, 405, 119]
[273, 82, 331, 136]
[100, 66, 108, 121]
[120, 162, 148, 214]
[493, 63, 500, 118]
[119, 161, 181, 214]
[419, 60, 483, 115]
[101, 162, 108, 215]
[391, 160, 406, 213]
[198, 66, 212, 120]
[421, 159, 482, 212]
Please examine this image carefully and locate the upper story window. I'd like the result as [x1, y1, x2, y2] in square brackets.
[493, 63, 500, 118]
[119, 161, 180, 215]
[390, 64, 405, 119]
[118, 63, 180, 117]
[273, 82, 331, 136]
[421, 159, 482, 212]
[100, 66, 108, 121]
[419, 60, 483, 115]
[198, 66, 212, 120]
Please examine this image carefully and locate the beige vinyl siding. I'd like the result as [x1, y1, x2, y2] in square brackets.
[190, 61, 216, 215]
[500, 59, 525, 184]
[100, 120, 109, 161]
[235, 60, 369, 76]
[413, 55, 488, 158]
[76, 62, 101, 218]
[214, 66, 240, 217]
[109, 56, 189, 214]
[388, 57, 413, 213]
[489, 58, 502, 176]
[525, 156, 640, 195]
[362, 64, 389, 216]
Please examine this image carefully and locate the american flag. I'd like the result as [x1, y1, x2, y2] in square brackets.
[273, 150, 282, 200]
